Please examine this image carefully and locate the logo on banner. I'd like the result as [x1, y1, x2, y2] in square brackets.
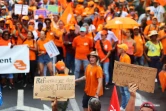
[14, 60, 27, 70]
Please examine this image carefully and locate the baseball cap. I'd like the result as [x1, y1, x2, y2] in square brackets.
[80, 27, 86, 32]
[140, 102, 156, 111]
[148, 30, 158, 37]
[117, 43, 128, 51]
[55, 61, 65, 71]
[22, 16, 29, 21]
[133, 26, 139, 30]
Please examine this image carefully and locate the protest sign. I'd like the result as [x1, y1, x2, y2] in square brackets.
[33, 76, 75, 99]
[44, 40, 60, 58]
[14, 4, 28, 15]
[0, 45, 29, 74]
[47, 5, 58, 14]
[34, 9, 47, 18]
[113, 61, 157, 93]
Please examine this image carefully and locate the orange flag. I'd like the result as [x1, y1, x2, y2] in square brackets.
[159, 71, 166, 92]
[156, 0, 166, 6]
[60, 3, 76, 25]
[109, 86, 120, 111]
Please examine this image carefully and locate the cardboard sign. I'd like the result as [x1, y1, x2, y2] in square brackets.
[33, 76, 75, 99]
[44, 40, 60, 58]
[14, 4, 28, 15]
[113, 61, 157, 93]
[47, 5, 58, 14]
[34, 9, 47, 18]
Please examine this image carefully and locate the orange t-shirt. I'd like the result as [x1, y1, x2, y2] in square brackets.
[53, 28, 63, 47]
[95, 40, 112, 62]
[144, 25, 159, 36]
[119, 54, 131, 64]
[0, 38, 11, 46]
[23, 39, 36, 60]
[93, 17, 105, 29]
[72, 36, 93, 60]
[134, 35, 145, 57]
[84, 64, 103, 96]
[158, 30, 166, 55]
[37, 38, 50, 54]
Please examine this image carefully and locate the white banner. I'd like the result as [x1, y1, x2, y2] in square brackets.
[0, 45, 30, 74]
[14, 4, 29, 15]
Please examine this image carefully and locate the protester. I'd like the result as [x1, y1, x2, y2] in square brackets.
[72, 27, 93, 79]
[117, 43, 131, 110]
[126, 83, 156, 111]
[75, 51, 103, 111]
[95, 30, 112, 89]
[63, 25, 77, 74]
[37, 31, 53, 76]
[144, 30, 163, 86]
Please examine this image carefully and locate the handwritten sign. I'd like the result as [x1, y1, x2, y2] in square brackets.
[44, 40, 60, 58]
[113, 61, 157, 93]
[33, 76, 75, 99]
[34, 9, 47, 18]
[47, 5, 58, 14]
[14, 4, 28, 15]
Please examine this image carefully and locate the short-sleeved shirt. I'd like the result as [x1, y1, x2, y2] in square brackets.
[119, 54, 131, 64]
[145, 41, 163, 57]
[134, 35, 145, 57]
[23, 39, 36, 60]
[72, 36, 93, 60]
[95, 40, 112, 62]
[84, 64, 103, 97]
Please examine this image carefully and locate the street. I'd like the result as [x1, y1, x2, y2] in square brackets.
[0, 81, 165, 111]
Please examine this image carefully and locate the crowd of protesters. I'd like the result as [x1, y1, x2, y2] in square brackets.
[0, 0, 166, 111]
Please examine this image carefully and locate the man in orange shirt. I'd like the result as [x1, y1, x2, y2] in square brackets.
[72, 27, 93, 79]
[158, 25, 166, 64]
[117, 43, 131, 110]
[75, 51, 103, 111]
[133, 26, 145, 65]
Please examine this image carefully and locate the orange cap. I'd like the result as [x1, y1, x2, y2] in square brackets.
[152, 16, 157, 20]
[82, 12, 87, 17]
[55, 61, 65, 71]
[117, 43, 128, 51]
[69, 25, 75, 30]
[119, 0, 125, 2]
[5, 20, 10, 24]
[153, 0, 158, 3]
[0, 18, 5, 22]
[88, 1, 94, 6]
[18, 0, 23, 4]
[77, 0, 84, 2]
[38, 14, 44, 19]
[22, 16, 29, 21]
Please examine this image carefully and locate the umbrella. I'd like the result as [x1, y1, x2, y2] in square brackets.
[105, 17, 139, 29]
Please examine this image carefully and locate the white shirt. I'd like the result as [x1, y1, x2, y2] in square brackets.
[138, 13, 150, 24]
[150, 5, 165, 22]
[116, 11, 128, 17]
[88, 24, 96, 32]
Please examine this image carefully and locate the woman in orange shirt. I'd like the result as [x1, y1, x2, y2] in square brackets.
[37, 31, 53, 76]
[95, 30, 112, 89]
[22, 31, 37, 87]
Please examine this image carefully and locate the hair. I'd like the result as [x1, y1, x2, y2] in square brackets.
[28, 31, 34, 39]
[57, 70, 65, 74]
[87, 18, 93, 25]
[2, 30, 10, 39]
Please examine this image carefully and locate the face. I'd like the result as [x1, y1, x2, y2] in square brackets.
[53, 15, 59, 22]
[38, 18, 43, 22]
[45, 20, 51, 27]
[80, 31, 86, 36]
[101, 33, 107, 40]
[126, 30, 131, 37]
[152, 19, 157, 25]
[150, 35, 157, 41]
[69, 30, 75, 34]
[3, 32, 9, 40]
[22, 20, 28, 25]
[140, 107, 153, 111]
[89, 55, 97, 64]
[118, 48, 124, 54]
[0, 21, 4, 27]
[27, 32, 32, 39]
[134, 29, 139, 35]
[1, 9, 6, 14]
[58, 21, 64, 29]
[40, 31, 45, 39]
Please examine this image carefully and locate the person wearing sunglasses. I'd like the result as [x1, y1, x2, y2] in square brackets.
[126, 83, 156, 111]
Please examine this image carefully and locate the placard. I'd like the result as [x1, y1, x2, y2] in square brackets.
[47, 5, 58, 14]
[34, 9, 47, 18]
[44, 40, 60, 58]
[14, 4, 28, 15]
[113, 61, 157, 93]
[33, 76, 75, 99]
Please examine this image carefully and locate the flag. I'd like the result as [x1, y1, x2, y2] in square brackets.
[0, 85, 3, 106]
[156, 0, 166, 6]
[60, 3, 76, 25]
[109, 86, 120, 111]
